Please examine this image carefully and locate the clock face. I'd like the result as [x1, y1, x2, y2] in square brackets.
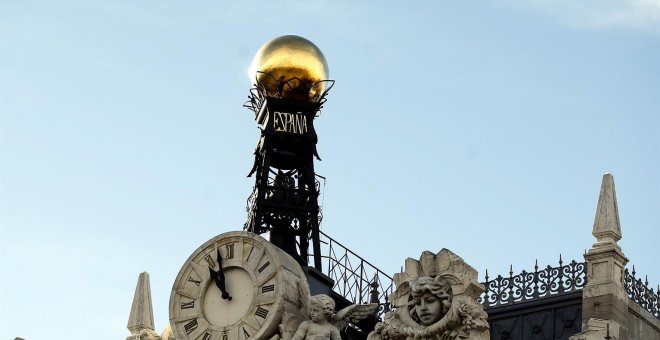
[169, 231, 309, 340]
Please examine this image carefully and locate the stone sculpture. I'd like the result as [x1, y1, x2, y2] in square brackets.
[368, 249, 489, 340]
[137, 329, 161, 340]
[160, 324, 175, 340]
[290, 294, 379, 340]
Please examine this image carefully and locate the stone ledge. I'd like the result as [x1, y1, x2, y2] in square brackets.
[627, 297, 660, 332]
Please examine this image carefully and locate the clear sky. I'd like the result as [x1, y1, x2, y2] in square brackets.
[1, 1, 659, 339]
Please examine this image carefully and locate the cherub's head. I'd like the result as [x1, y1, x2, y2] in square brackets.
[408, 276, 453, 326]
[310, 294, 335, 323]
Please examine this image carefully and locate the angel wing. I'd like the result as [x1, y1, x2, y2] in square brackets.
[332, 303, 379, 331]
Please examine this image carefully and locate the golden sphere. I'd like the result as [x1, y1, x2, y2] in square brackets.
[249, 35, 329, 102]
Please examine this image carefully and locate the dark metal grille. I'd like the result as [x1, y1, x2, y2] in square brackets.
[624, 266, 659, 319]
[244, 71, 335, 115]
[479, 257, 587, 309]
[245, 169, 322, 235]
[309, 230, 394, 310]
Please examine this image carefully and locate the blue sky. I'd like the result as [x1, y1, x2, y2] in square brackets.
[1, 1, 658, 339]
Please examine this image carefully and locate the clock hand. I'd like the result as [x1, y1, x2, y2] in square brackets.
[209, 248, 232, 301]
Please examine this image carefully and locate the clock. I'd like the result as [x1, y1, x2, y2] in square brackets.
[169, 231, 310, 340]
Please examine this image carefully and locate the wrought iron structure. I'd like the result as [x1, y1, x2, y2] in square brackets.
[244, 72, 334, 113]
[244, 72, 334, 269]
[624, 266, 660, 319]
[479, 258, 586, 340]
[479, 257, 587, 308]
[243, 71, 395, 331]
[310, 230, 394, 316]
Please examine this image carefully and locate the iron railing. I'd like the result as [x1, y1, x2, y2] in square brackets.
[479, 257, 587, 308]
[309, 230, 394, 311]
[625, 266, 659, 319]
[305, 235, 659, 321]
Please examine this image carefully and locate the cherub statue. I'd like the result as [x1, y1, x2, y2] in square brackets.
[291, 294, 379, 340]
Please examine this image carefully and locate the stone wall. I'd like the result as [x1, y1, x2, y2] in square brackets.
[627, 297, 660, 340]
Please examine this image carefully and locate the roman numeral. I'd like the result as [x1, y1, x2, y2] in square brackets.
[245, 246, 254, 261]
[181, 300, 194, 309]
[188, 276, 201, 286]
[258, 261, 270, 273]
[184, 319, 198, 335]
[261, 284, 275, 293]
[201, 332, 211, 340]
[225, 244, 234, 259]
[242, 327, 250, 339]
[204, 253, 216, 268]
[255, 306, 269, 319]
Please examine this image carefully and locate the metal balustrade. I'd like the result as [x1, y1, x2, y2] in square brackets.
[309, 230, 394, 315]
[479, 257, 587, 309]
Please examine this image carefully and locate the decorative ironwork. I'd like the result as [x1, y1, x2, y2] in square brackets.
[310, 230, 394, 316]
[604, 323, 612, 340]
[243, 73, 332, 269]
[479, 256, 587, 308]
[244, 71, 335, 115]
[245, 169, 322, 234]
[624, 266, 659, 319]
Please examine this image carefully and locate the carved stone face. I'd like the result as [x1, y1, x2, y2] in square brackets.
[414, 292, 444, 326]
[310, 304, 326, 323]
[409, 276, 453, 326]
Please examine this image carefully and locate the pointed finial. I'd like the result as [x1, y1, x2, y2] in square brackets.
[592, 173, 622, 244]
[127, 272, 155, 334]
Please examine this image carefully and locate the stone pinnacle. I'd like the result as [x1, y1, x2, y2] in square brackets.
[127, 272, 155, 334]
[592, 173, 622, 245]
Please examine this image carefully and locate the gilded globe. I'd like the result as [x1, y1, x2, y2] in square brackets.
[248, 35, 329, 102]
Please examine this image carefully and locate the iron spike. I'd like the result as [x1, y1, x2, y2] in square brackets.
[605, 323, 611, 340]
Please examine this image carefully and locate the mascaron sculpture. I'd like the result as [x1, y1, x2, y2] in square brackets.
[368, 249, 489, 340]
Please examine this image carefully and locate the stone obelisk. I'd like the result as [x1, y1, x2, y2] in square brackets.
[127, 272, 156, 340]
